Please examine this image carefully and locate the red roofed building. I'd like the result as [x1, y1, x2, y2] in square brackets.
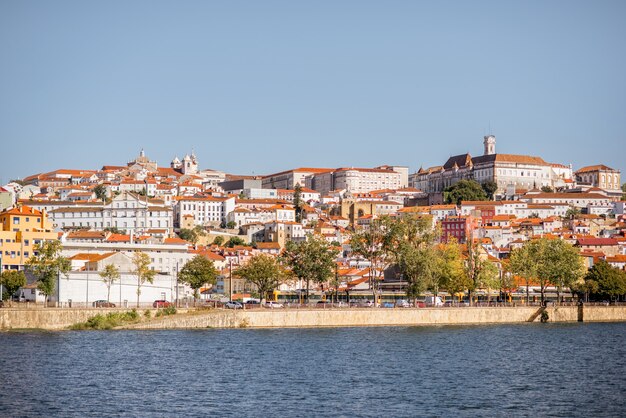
[575, 238, 620, 256]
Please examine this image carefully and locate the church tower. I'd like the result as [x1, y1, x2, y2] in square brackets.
[483, 135, 496, 155]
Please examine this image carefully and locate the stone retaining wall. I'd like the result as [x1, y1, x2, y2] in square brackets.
[2, 305, 624, 331]
[0, 308, 188, 330]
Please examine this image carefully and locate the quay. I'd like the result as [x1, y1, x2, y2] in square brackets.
[2, 305, 626, 331]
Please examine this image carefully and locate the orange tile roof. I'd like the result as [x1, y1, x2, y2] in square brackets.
[575, 164, 617, 173]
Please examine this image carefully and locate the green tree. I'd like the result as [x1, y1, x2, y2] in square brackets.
[212, 235, 225, 246]
[104, 226, 123, 234]
[234, 254, 291, 303]
[178, 255, 219, 301]
[226, 221, 237, 230]
[541, 185, 554, 193]
[282, 234, 339, 303]
[132, 252, 156, 307]
[0, 270, 27, 301]
[481, 180, 498, 200]
[622, 183, 626, 200]
[464, 239, 499, 304]
[582, 260, 626, 302]
[26, 241, 71, 305]
[434, 240, 466, 301]
[349, 216, 403, 304]
[293, 183, 303, 223]
[225, 236, 246, 248]
[99, 264, 120, 303]
[509, 238, 585, 304]
[178, 228, 198, 244]
[93, 184, 108, 201]
[193, 225, 207, 240]
[393, 215, 440, 304]
[499, 260, 517, 303]
[444, 180, 487, 205]
[564, 206, 581, 220]
[544, 239, 586, 303]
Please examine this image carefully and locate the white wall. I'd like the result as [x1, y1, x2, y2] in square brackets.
[57, 272, 193, 306]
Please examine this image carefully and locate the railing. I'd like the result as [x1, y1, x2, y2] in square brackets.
[3, 300, 624, 310]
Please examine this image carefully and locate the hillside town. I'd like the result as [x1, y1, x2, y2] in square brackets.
[1, 135, 625, 307]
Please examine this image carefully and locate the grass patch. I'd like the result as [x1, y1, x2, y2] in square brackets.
[70, 309, 141, 330]
[155, 306, 177, 317]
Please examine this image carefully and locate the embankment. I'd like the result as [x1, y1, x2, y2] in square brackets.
[0, 308, 188, 330]
[123, 305, 626, 330]
[2, 305, 626, 331]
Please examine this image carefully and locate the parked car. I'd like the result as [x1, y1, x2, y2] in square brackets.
[153, 300, 172, 308]
[360, 300, 375, 308]
[245, 300, 260, 306]
[264, 301, 284, 309]
[381, 302, 395, 308]
[225, 301, 243, 309]
[395, 299, 411, 308]
[93, 300, 116, 308]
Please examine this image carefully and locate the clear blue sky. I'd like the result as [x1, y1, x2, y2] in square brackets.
[1, 0, 625, 183]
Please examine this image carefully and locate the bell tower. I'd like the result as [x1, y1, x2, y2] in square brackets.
[483, 135, 496, 155]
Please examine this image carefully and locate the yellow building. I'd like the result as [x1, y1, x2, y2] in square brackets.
[0, 205, 58, 271]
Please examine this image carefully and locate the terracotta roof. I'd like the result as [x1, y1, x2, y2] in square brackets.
[164, 237, 190, 245]
[606, 255, 626, 263]
[575, 164, 618, 173]
[264, 167, 333, 178]
[67, 231, 108, 239]
[576, 238, 618, 246]
[106, 234, 131, 243]
[472, 153, 549, 166]
[255, 242, 281, 250]
[1, 206, 43, 216]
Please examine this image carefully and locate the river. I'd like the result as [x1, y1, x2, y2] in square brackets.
[1, 323, 625, 417]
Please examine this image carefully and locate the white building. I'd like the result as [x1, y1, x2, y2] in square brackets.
[61, 239, 194, 276]
[409, 136, 573, 197]
[308, 166, 406, 195]
[56, 252, 191, 306]
[48, 192, 173, 234]
[176, 196, 236, 227]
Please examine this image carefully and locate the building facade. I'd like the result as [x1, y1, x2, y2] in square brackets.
[409, 136, 573, 197]
[0, 205, 58, 271]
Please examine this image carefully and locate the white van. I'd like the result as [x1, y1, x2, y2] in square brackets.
[424, 296, 443, 306]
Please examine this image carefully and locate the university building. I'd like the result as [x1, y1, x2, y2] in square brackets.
[409, 135, 573, 197]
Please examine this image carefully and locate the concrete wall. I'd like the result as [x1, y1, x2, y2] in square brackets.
[3, 305, 625, 331]
[584, 306, 626, 322]
[126, 307, 576, 330]
[0, 308, 189, 330]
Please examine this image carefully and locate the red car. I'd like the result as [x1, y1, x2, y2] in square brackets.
[153, 300, 172, 308]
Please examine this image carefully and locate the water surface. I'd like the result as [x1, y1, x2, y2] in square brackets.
[1, 323, 625, 417]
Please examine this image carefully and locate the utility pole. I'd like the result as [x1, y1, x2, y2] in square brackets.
[229, 258, 233, 302]
[175, 261, 179, 307]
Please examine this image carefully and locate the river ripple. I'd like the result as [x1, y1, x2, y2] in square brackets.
[0, 323, 625, 417]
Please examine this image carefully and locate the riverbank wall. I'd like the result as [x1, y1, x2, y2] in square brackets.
[2, 305, 626, 331]
[121, 305, 626, 330]
[0, 308, 190, 330]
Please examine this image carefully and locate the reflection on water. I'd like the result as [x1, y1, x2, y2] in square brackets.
[0, 323, 625, 417]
